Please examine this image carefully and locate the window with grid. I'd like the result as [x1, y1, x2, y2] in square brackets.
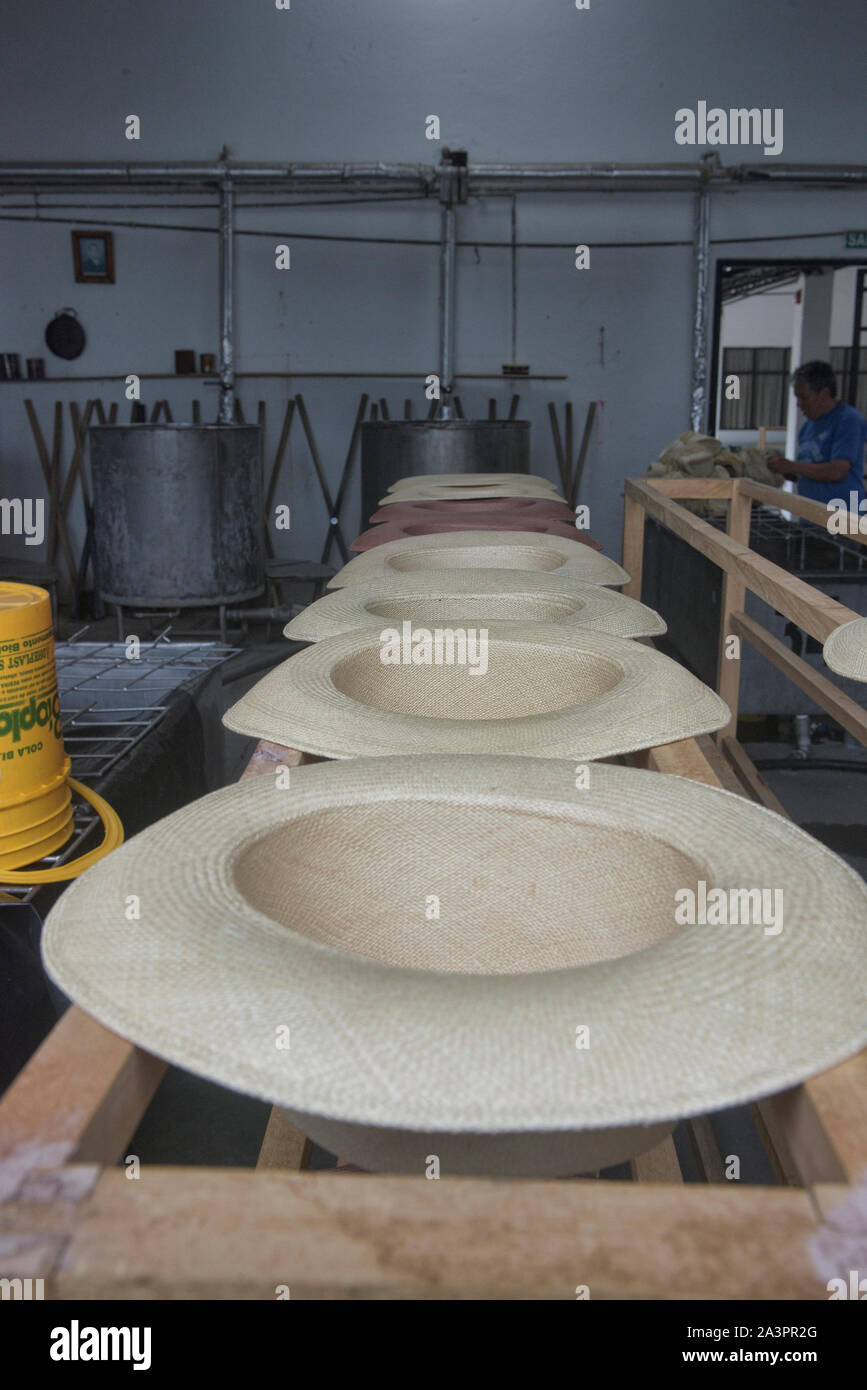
[830, 347, 867, 415]
[719, 347, 791, 430]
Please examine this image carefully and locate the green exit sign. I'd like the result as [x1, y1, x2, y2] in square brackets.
[845, 231, 867, 249]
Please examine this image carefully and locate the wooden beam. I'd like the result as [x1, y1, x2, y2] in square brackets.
[645, 478, 734, 499]
[686, 1118, 727, 1184]
[0, 1008, 165, 1190]
[716, 481, 752, 739]
[739, 478, 867, 541]
[630, 1135, 683, 1183]
[731, 610, 867, 748]
[625, 479, 858, 645]
[51, 1167, 823, 1300]
[620, 492, 645, 601]
[256, 1110, 313, 1172]
[718, 736, 790, 818]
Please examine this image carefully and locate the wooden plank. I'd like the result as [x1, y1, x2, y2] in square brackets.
[751, 1101, 803, 1187]
[547, 402, 569, 495]
[740, 478, 867, 541]
[625, 479, 858, 645]
[53, 1167, 824, 1300]
[569, 400, 597, 510]
[256, 1110, 313, 1172]
[645, 478, 734, 499]
[716, 481, 752, 739]
[639, 737, 723, 789]
[0, 1009, 165, 1196]
[731, 610, 867, 748]
[240, 740, 303, 781]
[630, 1135, 683, 1183]
[686, 1117, 727, 1184]
[620, 492, 645, 601]
[719, 735, 793, 819]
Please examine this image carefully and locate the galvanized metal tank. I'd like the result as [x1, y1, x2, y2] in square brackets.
[90, 425, 263, 607]
[360, 419, 531, 525]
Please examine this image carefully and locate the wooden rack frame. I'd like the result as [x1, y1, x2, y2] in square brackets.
[2, 483, 866, 1298]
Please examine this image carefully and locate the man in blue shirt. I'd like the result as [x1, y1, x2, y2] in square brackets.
[767, 359, 867, 508]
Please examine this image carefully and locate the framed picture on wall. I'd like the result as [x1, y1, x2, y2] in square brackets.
[71, 230, 115, 284]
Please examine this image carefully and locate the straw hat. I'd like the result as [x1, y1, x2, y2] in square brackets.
[42, 756, 867, 1176]
[223, 622, 727, 760]
[823, 618, 867, 682]
[367, 498, 576, 525]
[350, 520, 603, 552]
[386, 472, 558, 492]
[330, 530, 629, 588]
[379, 482, 566, 504]
[284, 570, 667, 643]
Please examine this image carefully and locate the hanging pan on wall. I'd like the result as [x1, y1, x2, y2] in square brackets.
[45, 308, 86, 361]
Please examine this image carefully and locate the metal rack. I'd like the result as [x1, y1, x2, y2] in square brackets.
[709, 502, 867, 579]
[6, 635, 236, 901]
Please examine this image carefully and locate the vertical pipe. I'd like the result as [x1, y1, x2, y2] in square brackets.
[690, 186, 711, 432]
[439, 202, 456, 419]
[218, 177, 235, 425]
[510, 195, 518, 366]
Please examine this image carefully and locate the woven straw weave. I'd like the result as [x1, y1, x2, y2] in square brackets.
[41, 756, 867, 1173]
[329, 530, 629, 588]
[284, 570, 666, 644]
[224, 622, 727, 759]
[823, 618, 867, 683]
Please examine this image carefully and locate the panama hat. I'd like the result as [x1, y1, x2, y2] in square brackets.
[386, 472, 559, 492]
[284, 570, 667, 644]
[823, 618, 867, 682]
[41, 755, 867, 1176]
[379, 482, 566, 505]
[350, 520, 603, 552]
[330, 530, 629, 588]
[223, 622, 727, 761]
[367, 498, 576, 525]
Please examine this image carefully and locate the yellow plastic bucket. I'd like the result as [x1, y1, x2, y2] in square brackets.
[0, 583, 123, 882]
[0, 583, 72, 869]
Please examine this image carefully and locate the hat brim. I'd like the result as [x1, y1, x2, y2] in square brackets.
[224, 622, 728, 760]
[42, 756, 867, 1165]
[284, 570, 667, 644]
[329, 530, 629, 588]
[823, 617, 867, 682]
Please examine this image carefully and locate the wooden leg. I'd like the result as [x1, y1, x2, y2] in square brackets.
[716, 480, 751, 740]
[621, 493, 645, 600]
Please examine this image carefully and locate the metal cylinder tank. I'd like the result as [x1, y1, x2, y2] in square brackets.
[90, 425, 263, 607]
[360, 419, 531, 525]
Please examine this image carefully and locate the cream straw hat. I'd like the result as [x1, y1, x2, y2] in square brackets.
[284, 570, 666, 644]
[42, 756, 867, 1176]
[224, 623, 728, 761]
[386, 472, 559, 492]
[823, 618, 867, 682]
[329, 530, 629, 588]
[379, 483, 566, 505]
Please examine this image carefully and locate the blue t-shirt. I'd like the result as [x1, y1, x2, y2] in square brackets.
[797, 401, 867, 506]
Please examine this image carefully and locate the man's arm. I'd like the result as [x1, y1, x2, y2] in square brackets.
[767, 455, 851, 482]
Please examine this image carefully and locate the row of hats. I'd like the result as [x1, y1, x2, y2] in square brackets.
[43, 470, 867, 1179]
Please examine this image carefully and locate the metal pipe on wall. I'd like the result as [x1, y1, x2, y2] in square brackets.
[439, 203, 457, 419]
[3, 160, 867, 195]
[690, 186, 711, 432]
[218, 177, 235, 425]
